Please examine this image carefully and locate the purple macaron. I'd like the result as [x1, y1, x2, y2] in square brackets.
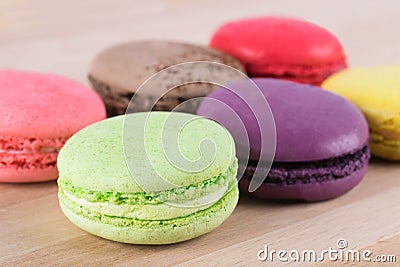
[197, 78, 370, 202]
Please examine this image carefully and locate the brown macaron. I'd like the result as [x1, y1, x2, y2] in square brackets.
[88, 40, 246, 116]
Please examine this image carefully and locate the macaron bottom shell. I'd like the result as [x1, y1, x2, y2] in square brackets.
[0, 167, 59, 183]
[58, 186, 239, 245]
[370, 141, 400, 161]
[239, 164, 367, 202]
[238, 144, 369, 202]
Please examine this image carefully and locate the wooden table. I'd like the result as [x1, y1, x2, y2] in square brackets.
[1, 0, 399, 266]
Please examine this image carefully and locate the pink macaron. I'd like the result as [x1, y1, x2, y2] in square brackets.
[209, 16, 347, 85]
[0, 70, 106, 182]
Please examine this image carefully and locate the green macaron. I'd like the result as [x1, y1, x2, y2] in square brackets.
[57, 112, 238, 244]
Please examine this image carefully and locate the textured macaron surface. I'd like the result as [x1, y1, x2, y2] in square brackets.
[89, 40, 245, 96]
[58, 112, 236, 192]
[209, 17, 346, 83]
[88, 40, 247, 116]
[322, 66, 400, 160]
[0, 70, 106, 181]
[0, 70, 106, 138]
[57, 112, 238, 244]
[198, 78, 369, 162]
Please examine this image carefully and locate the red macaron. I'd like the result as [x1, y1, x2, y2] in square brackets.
[209, 16, 347, 85]
[0, 70, 106, 183]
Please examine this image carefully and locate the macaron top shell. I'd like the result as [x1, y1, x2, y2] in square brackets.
[89, 40, 246, 97]
[0, 70, 106, 138]
[209, 17, 346, 76]
[198, 78, 368, 162]
[322, 65, 400, 127]
[58, 112, 236, 193]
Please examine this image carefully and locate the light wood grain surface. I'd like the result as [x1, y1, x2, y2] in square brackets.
[1, 0, 400, 266]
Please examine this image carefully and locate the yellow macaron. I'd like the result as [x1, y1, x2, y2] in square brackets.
[322, 65, 400, 161]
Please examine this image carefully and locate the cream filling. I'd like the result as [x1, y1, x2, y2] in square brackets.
[62, 183, 229, 221]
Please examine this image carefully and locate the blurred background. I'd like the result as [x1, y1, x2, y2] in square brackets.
[1, 0, 399, 86]
[1, 1, 400, 265]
